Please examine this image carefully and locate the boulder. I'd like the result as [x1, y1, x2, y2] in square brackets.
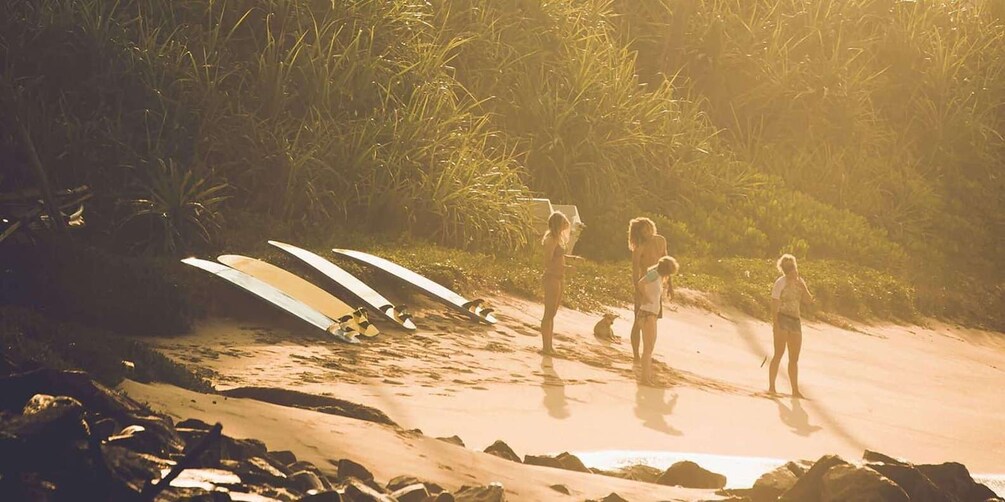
[750, 463, 802, 501]
[820, 464, 908, 502]
[90, 417, 119, 440]
[390, 483, 429, 502]
[523, 452, 589, 473]
[388, 475, 423, 492]
[336, 458, 374, 482]
[291, 470, 326, 493]
[586, 493, 630, 502]
[269, 450, 298, 467]
[232, 457, 290, 488]
[656, 461, 727, 489]
[220, 436, 268, 461]
[916, 462, 1000, 502]
[343, 477, 395, 502]
[176, 418, 214, 431]
[863, 450, 908, 466]
[523, 454, 564, 469]
[431, 493, 456, 502]
[593, 464, 662, 483]
[455, 483, 505, 502]
[867, 463, 953, 502]
[483, 440, 520, 463]
[549, 484, 570, 495]
[780, 454, 850, 502]
[436, 435, 466, 447]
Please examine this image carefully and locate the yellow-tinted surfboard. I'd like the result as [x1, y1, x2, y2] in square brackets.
[217, 254, 379, 338]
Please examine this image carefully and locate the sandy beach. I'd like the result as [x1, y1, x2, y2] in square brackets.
[121, 291, 1005, 499]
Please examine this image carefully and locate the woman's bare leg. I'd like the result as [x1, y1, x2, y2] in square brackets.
[768, 324, 787, 394]
[641, 316, 658, 385]
[630, 316, 642, 362]
[788, 330, 804, 398]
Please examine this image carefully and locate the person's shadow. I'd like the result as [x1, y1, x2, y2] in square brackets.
[540, 356, 570, 419]
[634, 385, 682, 436]
[775, 397, 822, 436]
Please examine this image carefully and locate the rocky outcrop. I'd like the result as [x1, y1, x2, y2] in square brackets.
[780, 454, 851, 502]
[437, 435, 466, 447]
[455, 482, 505, 502]
[523, 451, 590, 473]
[916, 462, 1001, 502]
[655, 460, 727, 489]
[820, 464, 909, 502]
[749, 462, 803, 501]
[483, 440, 521, 463]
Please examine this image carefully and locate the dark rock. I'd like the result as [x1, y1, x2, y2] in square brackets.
[344, 477, 395, 501]
[455, 483, 505, 502]
[106, 424, 175, 457]
[0, 369, 146, 420]
[299, 491, 342, 502]
[750, 463, 801, 501]
[863, 450, 909, 466]
[425, 481, 446, 494]
[292, 470, 326, 493]
[22, 394, 82, 416]
[388, 475, 423, 492]
[101, 444, 173, 494]
[436, 435, 465, 447]
[290, 461, 333, 490]
[820, 464, 908, 501]
[177, 418, 214, 431]
[232, 457, 290, 488]
[917, 462, 999, 502]
[523, 452, 590, 473]
[523, 454, 563, 469]
[483, 440, 520, 463]
[549, 484, 570, 495]
[556, 452, 590, 473]
[116, 415, 186, 456]
[269, 449, 298, 466]
[868, 463, 953, 502]
[432, 493, 456, 502]
[586, 493, 630, 502]
[0, 395, 90, 471]
[297, 493, 341, 501]
[364, 478, 387, 494]
[780, 454, 850, 502]
[336, 458, 374, 482]
[592, 463, 662, 483]
[656, 460, 727, 489]
[390, 483, 429, 502]
[221, 387, 396, 426]
[90, 417, 119, 440]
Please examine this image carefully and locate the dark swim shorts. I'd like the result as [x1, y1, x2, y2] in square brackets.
[776, 313, 802, 334]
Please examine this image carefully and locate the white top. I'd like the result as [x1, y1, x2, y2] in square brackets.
[771, 275, 802, 317]
[639, 266, 663, 314]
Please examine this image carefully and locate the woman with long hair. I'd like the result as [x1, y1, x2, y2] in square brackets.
[628, 217, 667, 362]
[768, 253, 814, 398]
[637, 256, 679, 386]
[540, 211, 579, 355]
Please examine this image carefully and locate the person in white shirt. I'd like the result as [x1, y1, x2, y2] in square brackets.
[636, 256, 679, 386]
[768, 254, 814, 398]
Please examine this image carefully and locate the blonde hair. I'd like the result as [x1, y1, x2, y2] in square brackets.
[628, 217, 656, 251]
[656, 256, 679, 276]
[542, 211, 570, 246]
[776, 254, 797, 275]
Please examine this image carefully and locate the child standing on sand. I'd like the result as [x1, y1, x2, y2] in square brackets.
[637, 256, 678, 386]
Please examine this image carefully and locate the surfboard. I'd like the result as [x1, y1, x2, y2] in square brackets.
[217, 254, 379, 338]
[331, 249, 498, 325]
[180, 257, 360, 344]
[268, 241, 417, 331]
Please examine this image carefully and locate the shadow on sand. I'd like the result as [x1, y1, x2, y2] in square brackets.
[635, 385, 682, 436]
[540, 356, 570, 419]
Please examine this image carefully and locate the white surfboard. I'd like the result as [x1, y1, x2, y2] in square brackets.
[331, 249, 497, 325]
[217, 254, 379, 338]
[181, 257, 360, 344]
[268, 241, 417, 331]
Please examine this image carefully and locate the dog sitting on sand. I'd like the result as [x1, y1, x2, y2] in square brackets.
[593, 313, 620, 343]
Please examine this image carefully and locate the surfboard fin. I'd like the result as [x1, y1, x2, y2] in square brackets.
[479, 308, 495, 317]
[462, 298, 484, 310]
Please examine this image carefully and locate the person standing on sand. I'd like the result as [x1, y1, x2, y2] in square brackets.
[637, 256, 678, 386]
[628, 218, 668, 363]
[768, 253, 814, 398]
[540, 212, 581, 355]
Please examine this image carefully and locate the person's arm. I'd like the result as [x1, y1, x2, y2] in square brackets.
[631, 249, 642, 283]
[800, 278, 814, 303]
[658, 235, 668, 257]
[666, 276, 675, 302]
[637, 275, 651, 303]
[770, 299, 780, 324]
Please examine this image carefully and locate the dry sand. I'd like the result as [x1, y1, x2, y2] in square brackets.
[122, 291, 1005, 499]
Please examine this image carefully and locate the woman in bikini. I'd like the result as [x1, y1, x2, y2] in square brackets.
[768, 253, 814, 398]
[637, 256, 678, 386]
[541, 212, 580, 355]
[628, 218, 668, 362]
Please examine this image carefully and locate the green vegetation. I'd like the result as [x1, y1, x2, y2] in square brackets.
[0, 0, 1002, 330]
